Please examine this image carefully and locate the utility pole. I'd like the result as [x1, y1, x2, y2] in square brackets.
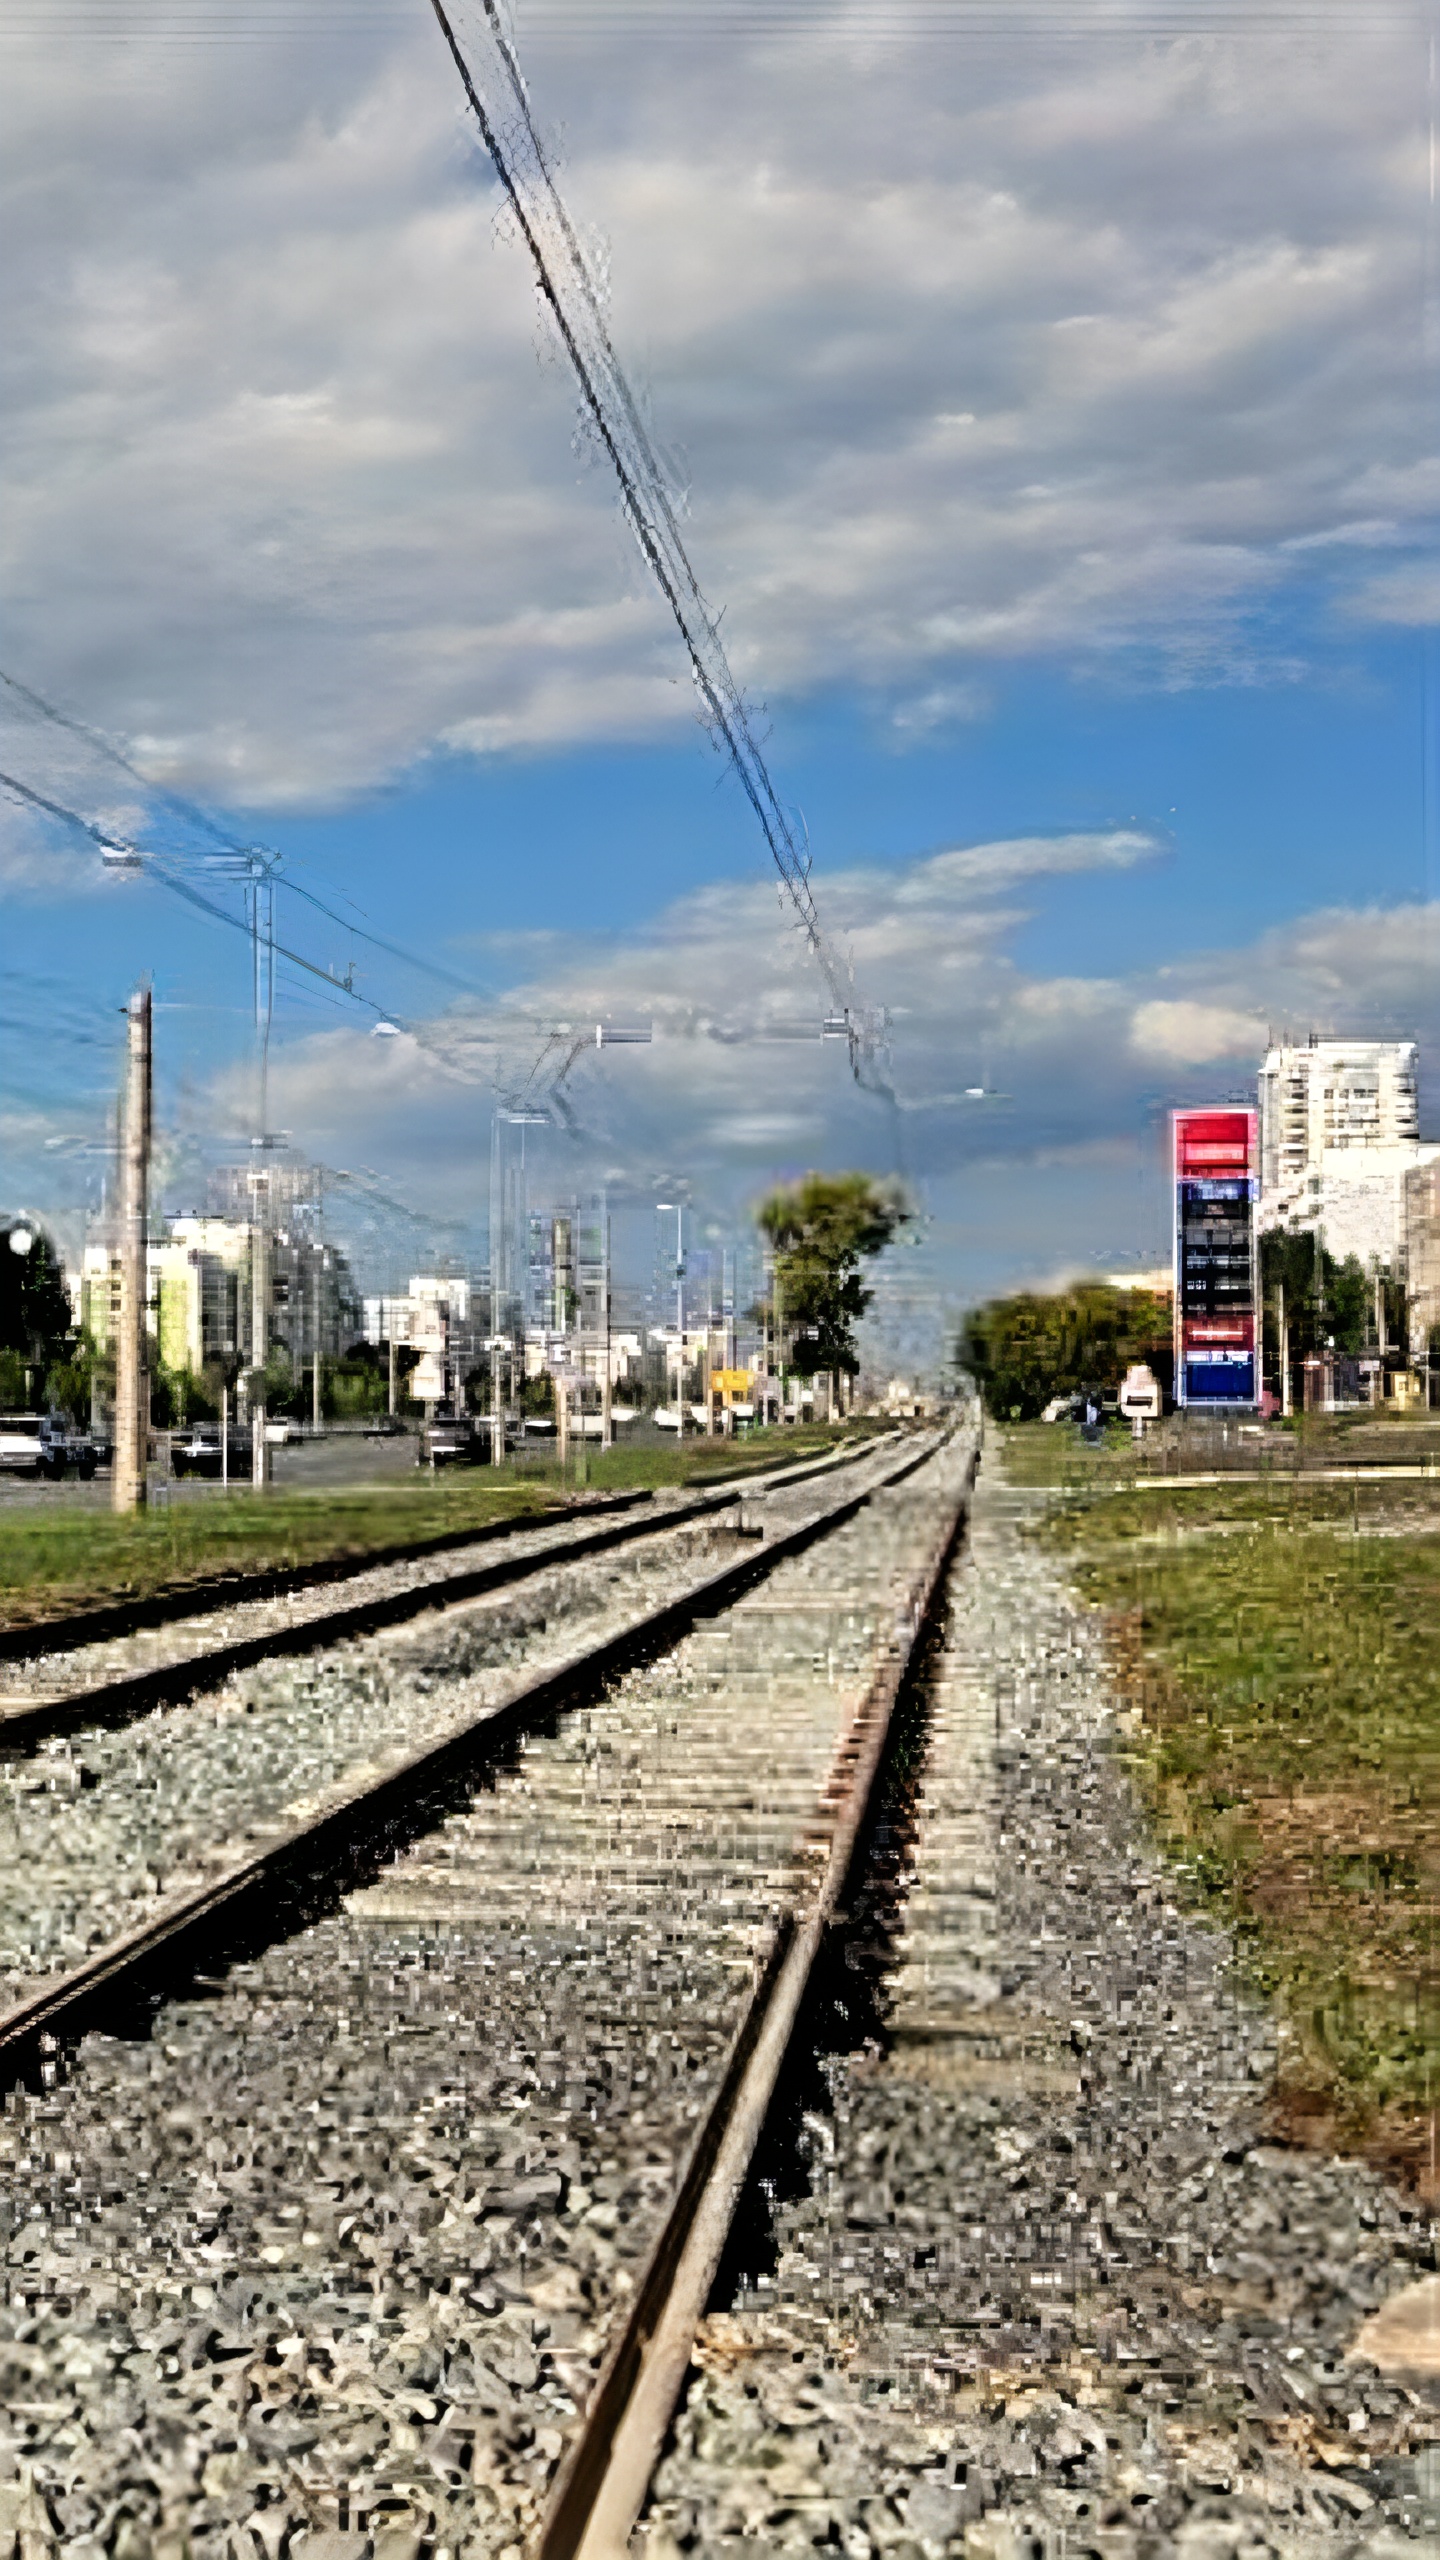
[658, 1199, 685, 1431]
[1278, 1279, 1291, 1418]
[600, 1201, 613, 1452]
[250, 1175, 269, 1489]
[112, 984, 151, 1515]
[1374, 1270, 1387, 1367]
[388, 1327, 398, 1421]
[312, 1251, 323, 1433]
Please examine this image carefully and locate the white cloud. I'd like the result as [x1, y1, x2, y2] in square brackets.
[1129, 998, 1267, 1062]
[1348, 563, 1440, 626]
[892, 829, 1159, 902]
[218, 821, 1438, 1295]
[0, 1, 1430, 799]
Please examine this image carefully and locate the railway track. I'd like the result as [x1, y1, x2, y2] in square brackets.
[0, 1434, 898, 1754]
[0, 1436, 935, 2023]
[0, 1426, 975, 2558]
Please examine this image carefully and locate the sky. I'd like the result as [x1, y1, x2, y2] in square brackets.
[1, 0, 1437, 1366]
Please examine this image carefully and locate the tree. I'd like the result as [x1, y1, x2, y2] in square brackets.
[958, 1283, 1171, 1421]
[757, 1173, 909, 1386]
[0, 1224, 75, 1411]
[1260, 1229, 1403, 1384]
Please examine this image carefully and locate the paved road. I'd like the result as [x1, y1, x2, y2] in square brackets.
[0, 1432, 423, 1512]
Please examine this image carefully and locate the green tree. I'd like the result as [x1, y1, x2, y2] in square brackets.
[959, 1283, 1172, 1421]
[326, 1343, 415, 1418]
[1260, 1229, 1403, 1383]
[757, 1173, 909, 1385]
[0, 1224, 74, 1405]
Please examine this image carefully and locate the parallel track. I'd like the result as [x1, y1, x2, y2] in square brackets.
[0, 1431, 942, 2083]
[0, 1434, 899, 1755]
[0, 1425, 975, 2558]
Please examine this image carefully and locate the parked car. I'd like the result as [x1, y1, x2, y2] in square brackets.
[170, 1423, 252, 1480]
[419, 1416, 489, 1467]
[0, 1414, 98, 1480]
[55, 1421, 100, 1479]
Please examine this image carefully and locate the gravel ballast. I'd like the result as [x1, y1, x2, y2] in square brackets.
[0, 1446, 916, 2007]
[0, 1439, 972, 2557]
[642, 1457, 1439, 2559]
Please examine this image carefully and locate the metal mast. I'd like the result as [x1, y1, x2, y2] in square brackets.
[112, 985, 152, 1515]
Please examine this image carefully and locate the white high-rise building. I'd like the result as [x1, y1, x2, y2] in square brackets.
[1258, 1037, 1436, 1269]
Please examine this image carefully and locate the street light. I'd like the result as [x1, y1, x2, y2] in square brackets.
[657, 1200, 686, 1426]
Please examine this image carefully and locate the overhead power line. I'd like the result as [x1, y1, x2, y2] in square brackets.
[0, 667, 487, 1007]
[0, 763, 387, 1022]
[428, 0, 890, 1093]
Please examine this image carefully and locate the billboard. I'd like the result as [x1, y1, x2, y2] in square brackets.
[1173, 1108, 1259, 1408]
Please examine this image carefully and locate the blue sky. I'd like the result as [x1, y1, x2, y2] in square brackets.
[240, 626, 1435, 973]
[2, 0, 1436, 1355]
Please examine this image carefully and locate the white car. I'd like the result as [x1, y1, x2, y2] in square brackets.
[0, 1414, 47, 1473]
[0, 1414, 97, 1479]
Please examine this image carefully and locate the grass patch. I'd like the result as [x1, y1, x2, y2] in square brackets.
[1033, 1465, 1440, 2196]
[998, 1410, 1440, 1491]
[0, 1420, 880, 1632]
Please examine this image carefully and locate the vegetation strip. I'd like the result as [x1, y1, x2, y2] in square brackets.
[0, 1433, 941, 2087]
[1052, 1462, 1440, 1494]
[0, 1435, 897, 1753]
[0, 1421, 878, 1639]
[0, 1486, 642, 1665]
[1034, 1454, 1440, 2194]
[0, 1488, 746, 1755]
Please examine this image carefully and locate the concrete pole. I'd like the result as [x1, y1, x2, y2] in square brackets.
[490, 1331, 504, 1469]
[556, 1373, 569, 1473]
[600, 1206, 613, 1452]
[388, 1330, 398, 1420]
[112, 985, 151, 1515]
[312, 1254, 323, 1432]
[250, 1208, 269, 1488]
[1279, 1282, 1291, 1418]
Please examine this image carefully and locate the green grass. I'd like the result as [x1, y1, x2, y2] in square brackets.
[999, 1410, 1440, 1491]
[0, 1419, 881, 1631]
[1033, 1467, 1440, 2191]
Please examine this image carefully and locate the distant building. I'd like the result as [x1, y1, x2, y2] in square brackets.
[1258, 1037, 1437, 1270]
[362, 1275, 476, 1408]
[83, 1207, 358, 1379]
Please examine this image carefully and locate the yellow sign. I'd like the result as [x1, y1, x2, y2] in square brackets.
[711, 1369, 753, 1396]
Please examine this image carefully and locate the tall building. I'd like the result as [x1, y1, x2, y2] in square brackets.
[1257, 1037, 1435, 1270]
[82, 1187, 358, 1382]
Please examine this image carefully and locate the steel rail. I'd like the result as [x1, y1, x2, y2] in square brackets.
[0, 1431, 893, 1668]
[0, 1432, 943, 2091]
[0, 1486, 653, 1668]
[539, 1437, 979, 2560]
[0, 1435, 905, 1754]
